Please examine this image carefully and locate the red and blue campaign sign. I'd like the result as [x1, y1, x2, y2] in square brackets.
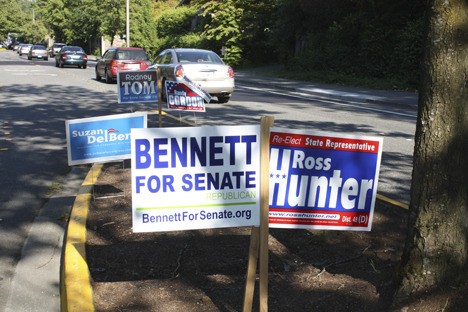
[165, 78, 210, 112]
[66, 112, 147, 165]
[268, 128, 383, 231]
[117, 70, 158, 104]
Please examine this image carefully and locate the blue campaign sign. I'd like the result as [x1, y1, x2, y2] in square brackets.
[66, 112, 147, 165]
[268, 128, 383, 231]
[117, 70, 158, 104]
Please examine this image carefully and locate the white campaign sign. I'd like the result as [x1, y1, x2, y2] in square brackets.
[131, 125, 261, 232]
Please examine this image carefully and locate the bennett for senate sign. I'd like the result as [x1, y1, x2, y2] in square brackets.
[268, 128, 383, 231]
[66, 112, 147, 165]
[117, 70, 158, 104]
[131, 125, 261, 232]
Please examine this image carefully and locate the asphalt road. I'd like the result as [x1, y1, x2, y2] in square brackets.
[0, 49, 417, 311]
[0, 50, 130, 311]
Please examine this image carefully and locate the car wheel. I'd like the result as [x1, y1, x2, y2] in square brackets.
[82, 65, 87, 69]
[28, 56, 32, 60]
[217, 95, 230, 104]
[45, 57, 48, 61]
[95, 68, 101, 81]
[104, 70, 112, 84]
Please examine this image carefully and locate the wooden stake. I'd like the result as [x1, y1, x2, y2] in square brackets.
[259, 116, 274, 311]
[157, 67, 162, 128]
[242, 227, 259, 312]
[242, 116, 274, 312]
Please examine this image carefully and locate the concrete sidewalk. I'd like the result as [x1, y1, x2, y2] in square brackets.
[4, 165, 89, 312]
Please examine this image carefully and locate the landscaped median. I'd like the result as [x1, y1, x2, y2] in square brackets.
[61, 163, 103, 312]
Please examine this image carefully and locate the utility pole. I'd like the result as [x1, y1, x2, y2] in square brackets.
[126, 0, 130, 47]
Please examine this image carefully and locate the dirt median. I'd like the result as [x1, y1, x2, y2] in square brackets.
[85, 161, 414, 312]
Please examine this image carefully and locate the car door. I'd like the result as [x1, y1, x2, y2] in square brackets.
[97, 49, 113, 76]
[158, 50, 176, 81]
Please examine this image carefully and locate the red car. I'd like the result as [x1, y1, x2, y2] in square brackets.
[95, 47, 151, 83]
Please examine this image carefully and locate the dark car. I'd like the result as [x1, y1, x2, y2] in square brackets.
[95, 47, 151, 83]
[55, 46, 88, 69]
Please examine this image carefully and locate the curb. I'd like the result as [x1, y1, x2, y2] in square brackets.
[61, 163, 103, 312]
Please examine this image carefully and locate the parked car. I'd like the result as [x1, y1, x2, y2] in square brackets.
[150, 48, 234, 103]
[55, 46, 88, 68]
[18, 44, 32, 56]
[16, 43, 26, 53]
[95, 47, 151, 83]
[27, 44, 49, 60]
[50, 43, 66, 57]
[11, 42, 21, 51]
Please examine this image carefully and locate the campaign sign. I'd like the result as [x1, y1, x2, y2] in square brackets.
[117, 70, 158, 104]
[268, 128, 383, 231]
[165, 80, 207, 112]
[131, 125, 261, 232]
[66, 112, 147, 165]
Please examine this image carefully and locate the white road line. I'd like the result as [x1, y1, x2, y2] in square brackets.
[237, 85, 417, 118]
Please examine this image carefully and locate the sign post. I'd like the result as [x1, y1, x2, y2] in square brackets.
[157, 67, 162, 128]
[243, 116, 274, 312]
[259, 116, 274, 312]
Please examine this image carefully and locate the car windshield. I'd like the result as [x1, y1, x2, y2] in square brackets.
[176, 51, 223, 64]
[33, 45, 46, 50]
[115, 50, 148, 60]
[63, 46, 84, 53]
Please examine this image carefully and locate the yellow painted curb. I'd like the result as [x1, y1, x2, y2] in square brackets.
[61, 163, 103, 312]
[377, 193, 409, 210]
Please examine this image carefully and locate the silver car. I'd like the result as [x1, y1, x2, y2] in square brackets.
[151, 48, 235, 103]
[18, 44, 32, 56]
[28, 45, 49, 60]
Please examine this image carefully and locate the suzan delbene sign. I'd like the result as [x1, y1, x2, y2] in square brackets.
[131, 125, 261, 232]
[66, 112, 147, 165]
[268, 128, 383, 231]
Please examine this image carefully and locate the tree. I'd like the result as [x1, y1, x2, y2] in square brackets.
[128, 0, 158, 54]
[35, 0, 68, 43]
[99, 0, 125, 47]
[393, 0, 468, 308]
[0, 0, 26, 41]
[194, 0, 244, 65]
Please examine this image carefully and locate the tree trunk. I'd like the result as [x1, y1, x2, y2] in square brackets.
[393, 0, 468, 304]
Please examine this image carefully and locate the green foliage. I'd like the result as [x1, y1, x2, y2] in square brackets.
[35, 0, 67, 42]
[0, 0, 26, 41]
[0, 0, 425, 90]
[155, 6, 198, 38]
[272, 0, 425, 89]
[193, 0, 243, 66]
[99, 0, 125, 46]
[0, 0, 49, 44]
